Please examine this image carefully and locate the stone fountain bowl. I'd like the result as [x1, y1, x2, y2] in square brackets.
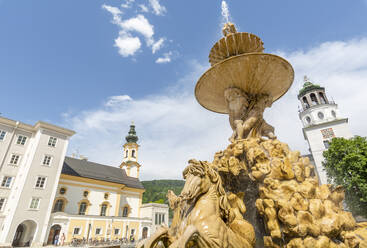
[209, 32, 264, 66]
[195, 53, 294, 114]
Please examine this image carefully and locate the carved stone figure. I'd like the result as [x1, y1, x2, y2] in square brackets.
[224, 88, 276, 142]
[139, 21, 367, 248]
[139, 160, 254, 248]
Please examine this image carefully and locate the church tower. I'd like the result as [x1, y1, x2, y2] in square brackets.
[120, 123, 141, 178]
[298, 76, 353, 184]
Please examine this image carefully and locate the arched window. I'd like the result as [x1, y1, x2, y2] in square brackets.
[319, 92, 326, 104]
[125, 150, 129, 158]
[302, 97, 310, 108]
[310, 93, 318, 105]
[132, 150, 136, 158]
[79, 202, 87, 215]
[53, 199, 64, 212]
[123, 206, 129, 217]
[100, 204, 107, 216]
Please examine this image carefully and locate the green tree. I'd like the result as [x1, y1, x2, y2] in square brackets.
[323, 136, 367, 217]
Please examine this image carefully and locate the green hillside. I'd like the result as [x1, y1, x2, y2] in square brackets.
[142, 180, 185, 204]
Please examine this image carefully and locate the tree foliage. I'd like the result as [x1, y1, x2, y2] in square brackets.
[142, 180, 185, 204]
[142, 180, 185, 219]
[323, 136, 367, 216]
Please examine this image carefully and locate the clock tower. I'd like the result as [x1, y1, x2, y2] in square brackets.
[298, 76, 353, 184]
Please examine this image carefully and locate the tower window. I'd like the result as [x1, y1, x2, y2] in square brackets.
[48, 137, 57, 147]
[35, 176, 47, 189]
[0, 130, 6, 141]
[123, 206, 129, 217]
[305, 116, 311, 124]
[318, 112, 324, 119]
[16, 135, 27, 145]
[9, 154, 20, 165]
[100, 204, 108, 216]
[125, 150, 129, 158]
[323, 140, 330, 149]
[79, 202, 87, 215]
[53, 199, 64, 212]
[29, 197, 41, 209]
[310, 93, 318, 105]
[332, 110, 336, 118]
[319, 92, 326, 104]
[302, 97, 310, 109]
[132, 150, 136, 158]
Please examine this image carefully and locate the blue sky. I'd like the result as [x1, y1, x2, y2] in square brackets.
[1, 0, 367, 179]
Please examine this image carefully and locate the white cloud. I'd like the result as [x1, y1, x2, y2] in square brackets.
[105, 95, 133, 107]
[102, 4, 123, 24]
[114, 33, 141, 57]
[149, 0, 166, 16]
[121, 0, 135, 9]
[64, 37, 367, 180]
[121, 15, 154, 45]
[102, 4, 168, 58]
[139, 4, 149, 13]
[152, 38, 165, 54]
[156, 51, 172, 64]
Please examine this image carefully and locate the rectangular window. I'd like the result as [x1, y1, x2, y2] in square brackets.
[0, 198, 6, 211]
[114, 229, 120, 235]
[323, 140, 330, 149]
[162, 214, 165, 223]
[42, 155, 52, 166]
[48, 137, 57, 147]
[16, 135, 27, 145]
[155, 213, 158, 225]
[73, 227, 81, 235]
[35, 176, 47, 189]
[1, 176, 13, 188]
[9, 154, 20, 165]
[95, 228, 102, 235]
[0, 130, 6, 141]
[29, 198, 40, 209]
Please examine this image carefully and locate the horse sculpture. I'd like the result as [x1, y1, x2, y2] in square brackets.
[139, 159, 255, 248]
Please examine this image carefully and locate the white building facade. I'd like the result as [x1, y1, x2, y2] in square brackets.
[298, 79, 353, 184]
[0, 117, 75, 247]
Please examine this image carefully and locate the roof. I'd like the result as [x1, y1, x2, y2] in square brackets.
[298, 81, 324, 98]
[62, 156, 144, 189]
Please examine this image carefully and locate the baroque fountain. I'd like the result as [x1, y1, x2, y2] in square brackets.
[138, 22, 365, 248]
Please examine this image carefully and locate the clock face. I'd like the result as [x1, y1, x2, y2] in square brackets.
[318, 112, 324, 119]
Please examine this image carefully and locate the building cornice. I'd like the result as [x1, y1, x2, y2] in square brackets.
[0, 116, 75, 137]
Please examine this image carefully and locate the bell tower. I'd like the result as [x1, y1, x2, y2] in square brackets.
[120, 122, 141, 178]
[298, 76, 352, 184]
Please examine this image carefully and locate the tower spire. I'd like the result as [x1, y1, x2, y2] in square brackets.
[125, 122, 138, 143]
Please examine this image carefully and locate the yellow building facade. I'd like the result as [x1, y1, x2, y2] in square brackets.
[44, 124, 165, 245]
